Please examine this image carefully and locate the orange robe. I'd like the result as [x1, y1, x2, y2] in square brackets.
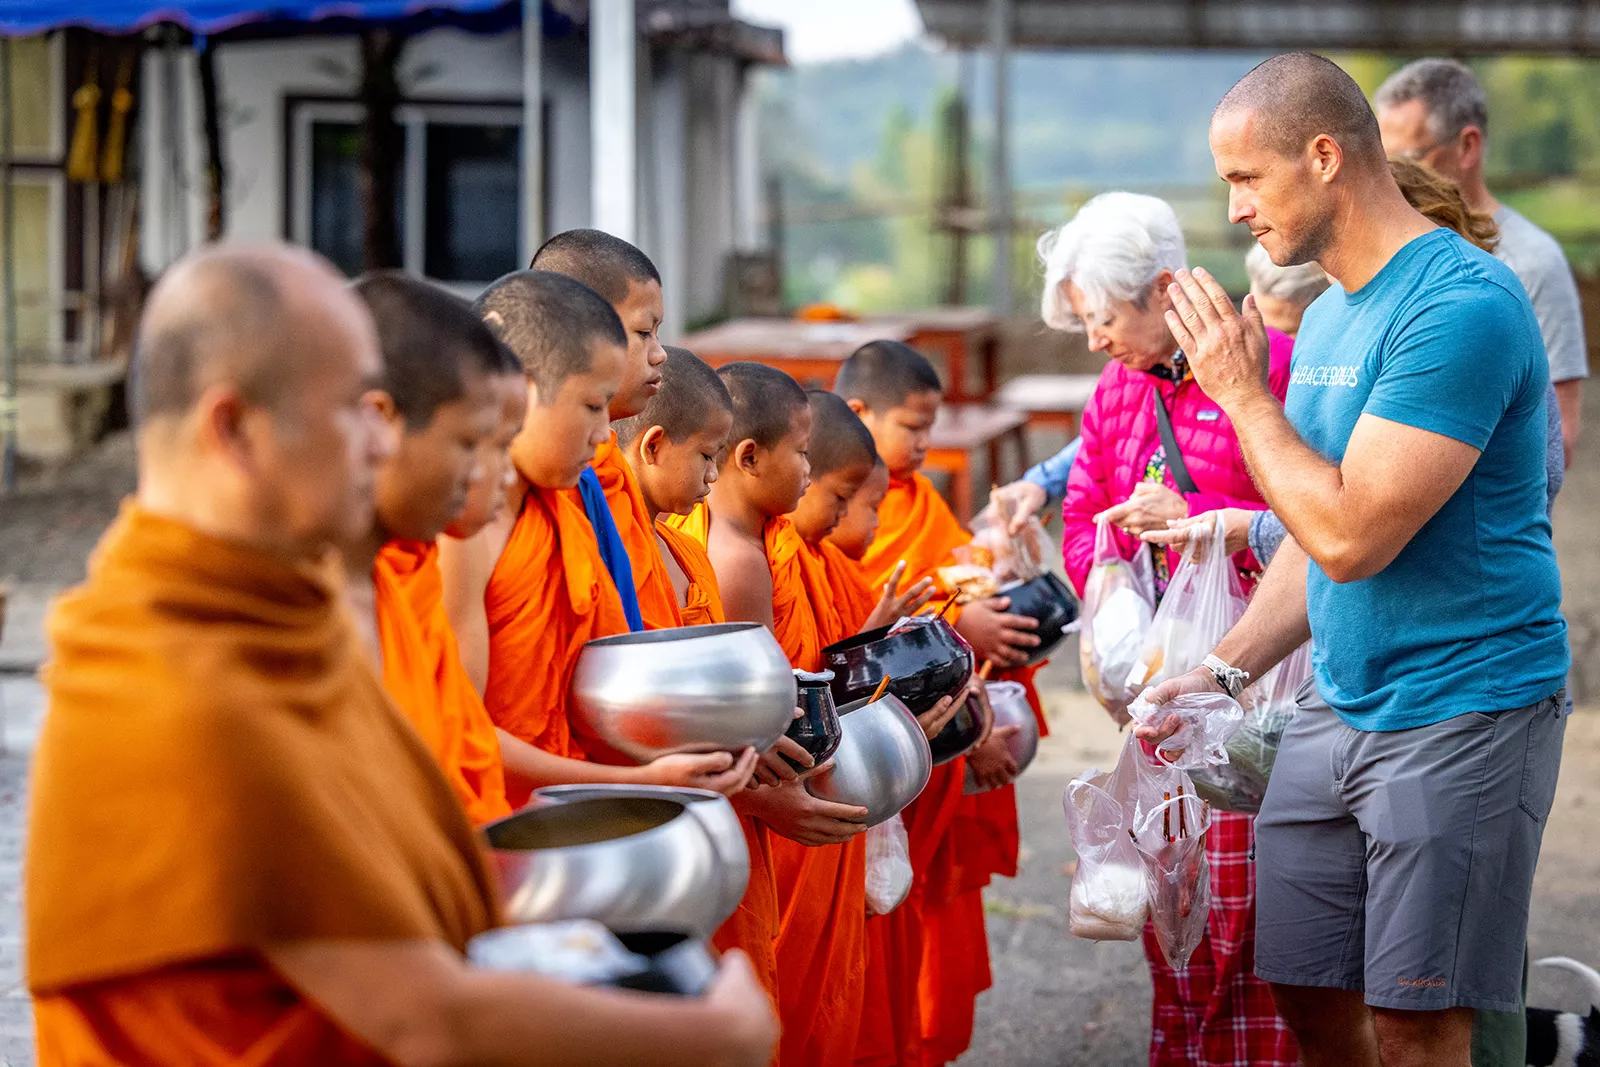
[483, 478, 631, 800]
[858, 472, 995, 1067]
[375, 539, 512, 826]
[655, 513, 783, 1036]
[771, 523, 868, 1067]
[592, 433, 681, 630]
[29, 505, 497, 1065]
[655, 519, 725, 627]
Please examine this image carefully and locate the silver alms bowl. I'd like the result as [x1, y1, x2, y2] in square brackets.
[571, 623, 798, 763]
[483, 795, 731, 937]
[531, 784, 748, 928]
[806, 693, 932, 827]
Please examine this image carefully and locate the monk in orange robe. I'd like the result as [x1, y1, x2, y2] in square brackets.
[837, 340, 1041, 1066]
[614, 346, 794, 1024]
[26, 243, 779, 1067]
[338, 272, 517, 826]
[532, 229, 683, 628]
[439, 270, 755, 807]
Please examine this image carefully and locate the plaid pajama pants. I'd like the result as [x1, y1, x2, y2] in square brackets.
[1142, 810, 1298, 1067]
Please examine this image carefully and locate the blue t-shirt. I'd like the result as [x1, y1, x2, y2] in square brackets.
[1285, 228, 1568, 731]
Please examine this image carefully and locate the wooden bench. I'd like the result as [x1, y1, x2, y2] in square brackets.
[995, 373, 1100, 435]
[926, 404, 1030, 520]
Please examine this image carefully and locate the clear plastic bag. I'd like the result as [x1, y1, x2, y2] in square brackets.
[1127, 690, 1247, 771]
[1131, 788, 1213, 969]
[966, 509, 1051, 583]
[1123, 514, 1247, 694]
[864, 813, 913, 916]
[1063, 734, 1150, 941]
[1079, 518, 1156, 724]
[1191, 642, 1313, 813]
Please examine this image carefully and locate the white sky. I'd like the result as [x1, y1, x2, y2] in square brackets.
[731, 0, 926, 64]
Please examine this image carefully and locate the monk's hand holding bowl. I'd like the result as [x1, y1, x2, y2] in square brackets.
[1163, 267, 1272, 413]
[914, 691, 964, 742]
[750, 733, 818, 788]
[737, 778, 868, 847]
[965, 726, 1021, 792]
[642, 747, 760, 797]
[953, 596, 1040, 669]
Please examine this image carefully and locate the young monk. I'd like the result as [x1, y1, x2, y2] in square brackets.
[343, 272, 516, 827]
[532, 229, 677, 629]
[836, 340, 1035, 1066]
[615, 346, 735, 627]
[25, 242, 778, 1067]
[439, 270, 756, 806]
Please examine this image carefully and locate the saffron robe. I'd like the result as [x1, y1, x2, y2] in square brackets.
[483, 477, 630, 799]
[654, 519, 725, 627]
[592, 433, 680, 630]
[375, 539, 512, 826]
[28, 505, 497, 1064]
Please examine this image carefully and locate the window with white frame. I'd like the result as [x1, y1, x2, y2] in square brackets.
[289, 99, 521, 288]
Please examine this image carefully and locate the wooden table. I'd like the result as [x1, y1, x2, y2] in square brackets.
[926, 404, 1030, 520]
[995, 372, 1101, 435]
[677, 307, 1000, 401]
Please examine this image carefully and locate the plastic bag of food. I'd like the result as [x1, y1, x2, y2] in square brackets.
[468, 920, 649, 983]
[1128, 690, 1247, 771]
[1063, 734, 1150, 941]
[1191, 641, 1313, 813]
[967, 508, 1051, 583]
[1124, 514, 1246, 694]
[1130, 784, 1212, 969]
[864, 813, 913, 916]
[1079, 518, 1156, 724]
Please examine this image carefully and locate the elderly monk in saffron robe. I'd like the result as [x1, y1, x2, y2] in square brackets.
[340, 271, 519, 826]
[531, 229, 684, 629]
[838, 340, 1042, 1066]
[438, 270, 756, 806]
[25, 242, 779, 1067]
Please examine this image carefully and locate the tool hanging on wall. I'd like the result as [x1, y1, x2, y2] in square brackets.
[100, 51, 135, 185]
[67, 52, 101, 184]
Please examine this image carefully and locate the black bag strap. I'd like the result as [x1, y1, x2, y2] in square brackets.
[1152, 388, 1199, 495]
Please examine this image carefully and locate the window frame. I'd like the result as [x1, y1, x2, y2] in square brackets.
[286, 96, 523, 293]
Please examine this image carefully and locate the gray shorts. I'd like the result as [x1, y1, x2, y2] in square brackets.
[1253, 683, 1565, 1012]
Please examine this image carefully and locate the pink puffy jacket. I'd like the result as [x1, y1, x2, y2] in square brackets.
[1061, 329, 1293, 597]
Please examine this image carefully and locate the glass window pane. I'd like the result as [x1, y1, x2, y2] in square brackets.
[9, 37, 55, 160]
[424, 123, 519, 283]
[0, 180, 56, 359]
[309, 120, 403, 278]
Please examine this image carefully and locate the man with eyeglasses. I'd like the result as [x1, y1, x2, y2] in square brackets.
[1376, 58, 1588, 469]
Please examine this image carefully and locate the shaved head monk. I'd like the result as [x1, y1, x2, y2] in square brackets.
[345, 271, 519, 826]
[26, 242, 778, 1067]
[439, 270, 757, 801]
[534, 229, 680, 630]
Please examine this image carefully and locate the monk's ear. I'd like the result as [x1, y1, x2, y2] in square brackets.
[733, 437, 761, 475]
[845, 398, 870, 418]
[367, 390, 403, 431]
[194, 382, 253, 464]
[639, 424, 667, 465]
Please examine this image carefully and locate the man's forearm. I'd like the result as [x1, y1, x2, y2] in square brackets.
[1555, 378, 1582, 469]
[1213, 534, 1313, 682]
[1226, 389, 1353, 570]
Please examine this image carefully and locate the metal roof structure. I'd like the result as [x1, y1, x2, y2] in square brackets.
[915, 1, 1600, 56]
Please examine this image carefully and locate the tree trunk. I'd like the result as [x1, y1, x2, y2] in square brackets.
[358, 28, 405, 271]
[195, 38, 226, 241]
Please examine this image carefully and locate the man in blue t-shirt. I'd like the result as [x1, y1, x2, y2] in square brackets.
[1139, 52, 1568, 1067]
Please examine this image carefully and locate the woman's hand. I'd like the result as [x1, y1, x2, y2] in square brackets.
[1095, 482, 1187, 536]
[1142, 508, 1252, 556]
[981, 480, 1049, 536]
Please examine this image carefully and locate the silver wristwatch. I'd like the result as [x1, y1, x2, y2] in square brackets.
[1202, 654, 1251, 700]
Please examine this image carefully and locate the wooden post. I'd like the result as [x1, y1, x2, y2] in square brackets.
[358, 27, 404, 271]
[520, 0, 543, 264]
[590, 0, 636, 240]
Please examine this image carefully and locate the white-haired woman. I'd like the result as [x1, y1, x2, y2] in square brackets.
[1244, 243, 1329, 339]
[1048, 192, 1296, 1067]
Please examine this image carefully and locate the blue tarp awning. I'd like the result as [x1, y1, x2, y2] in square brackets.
[0, 0, 518, 38]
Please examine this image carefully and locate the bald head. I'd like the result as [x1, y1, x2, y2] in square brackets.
[133, 244, 372, 427]
[1214, 52, 1384, 167]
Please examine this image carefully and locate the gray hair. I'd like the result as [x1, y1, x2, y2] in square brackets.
[1037, 191, 1187, 331]
[1374, 58, 1489, 141]
[1245, 243, 1330, 308]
